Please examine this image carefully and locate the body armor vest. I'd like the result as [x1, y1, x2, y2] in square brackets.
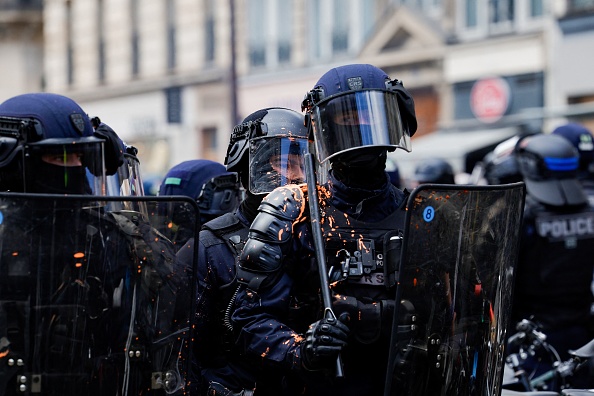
[320, 198, 407, 295]
[516, 198, 594, 329]
[200, 213, 251, 354]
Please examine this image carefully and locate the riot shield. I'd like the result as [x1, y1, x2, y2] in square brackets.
[0, 194, 199, 395]
[385, 182, 526, 396]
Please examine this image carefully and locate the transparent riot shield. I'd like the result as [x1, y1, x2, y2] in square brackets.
[385, 182, 525, 396]
[0, 194, 199, 396]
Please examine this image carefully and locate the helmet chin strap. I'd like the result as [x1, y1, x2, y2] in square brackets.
[331, 149, 388, 189]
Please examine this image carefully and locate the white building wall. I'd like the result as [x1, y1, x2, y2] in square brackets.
[444, 35, 546, 83]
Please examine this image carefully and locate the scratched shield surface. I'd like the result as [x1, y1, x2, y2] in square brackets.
[385, 182, 525, 396]
[0, 194, 199, 396]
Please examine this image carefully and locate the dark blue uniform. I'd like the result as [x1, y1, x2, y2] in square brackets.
[512, 195, 594, 388]
[178, 209, 282, 395]
[232, 172, 407, 395]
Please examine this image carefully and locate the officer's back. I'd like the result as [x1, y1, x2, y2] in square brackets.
[512, 133, 594, 388]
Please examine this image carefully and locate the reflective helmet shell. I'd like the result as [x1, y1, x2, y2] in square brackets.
[516, 133, 586, 206]
[302, 64, 417, 164]
[413, 158, 455, 184]
[225, 107, 308, 172]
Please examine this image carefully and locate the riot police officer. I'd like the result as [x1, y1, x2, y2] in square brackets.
[482, 135, 524, 186]
[176, 107, 309, 395]
[0, 93, 191, 395]
[159, 159, 241, 249]
[552, 122, 594, 202]
[232, 64, 417, 395]
[410, 157, 455, 187]
[512, 133, 594, 389]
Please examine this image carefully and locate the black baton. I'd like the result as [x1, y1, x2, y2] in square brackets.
[304, 152, 344, 378]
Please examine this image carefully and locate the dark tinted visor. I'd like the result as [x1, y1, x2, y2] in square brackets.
[310, 90, 411, 163]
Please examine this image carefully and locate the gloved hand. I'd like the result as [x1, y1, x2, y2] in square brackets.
[93, 122, 124, 175]
[302, 312, 350, 371]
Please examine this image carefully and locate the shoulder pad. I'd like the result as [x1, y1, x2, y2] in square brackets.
[202, 212, 241, 232]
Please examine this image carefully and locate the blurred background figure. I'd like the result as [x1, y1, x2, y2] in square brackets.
[552, 122, 594, 200]
[385, 157, 402, 189]
[409, 157, 455, 188]
[158, 159, 241, 249]
[511, 133, 594, 390]
[482, 135, 524, 186]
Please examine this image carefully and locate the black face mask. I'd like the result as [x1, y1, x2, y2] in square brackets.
[331, 148, 388, 189]
[28, 161, 91, 195]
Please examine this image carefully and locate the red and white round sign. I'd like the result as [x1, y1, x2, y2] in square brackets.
[470, 76, 511, 123]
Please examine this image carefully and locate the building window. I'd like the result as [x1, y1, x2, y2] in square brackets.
[332, 0, 349, 53]
[98, 0, 106, 82]
[248, 0, 293, 69]
[66, 0, 73, 85]
[131, 0, 140, 76]
[568, 0, 594, 13]
[465, 0, 479, 28]
[490, 0, 514, 24]
[201, 127, 218, 160]
[205, 0, 215, 63]
[530, 0, 543, 17]
[166, 87, 182, 124]
[457, 0, 545, 39]
[166, 0, 176, 70]
[277, 0, 292, 64]
[307, 0, 380, 62]
[248, 0, 266, 68]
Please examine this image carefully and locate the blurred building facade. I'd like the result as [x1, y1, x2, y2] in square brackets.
[0, 0, 43, 100]
[3, 0, 594, 181]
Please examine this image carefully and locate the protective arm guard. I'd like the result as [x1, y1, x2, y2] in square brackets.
[236, 185, 307, 291]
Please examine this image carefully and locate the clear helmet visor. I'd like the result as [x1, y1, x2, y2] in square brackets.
[106, 153, 145, 198]
[249, 136, 309, 195]
[23, 137, 106, 195]
[310, 90, 411, 163]
[105, 152, 148, 215]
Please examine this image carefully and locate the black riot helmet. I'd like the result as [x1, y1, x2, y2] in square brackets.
[224, 107, 309, 195]
[0, 93, 107, 194]
[159, 159, 241, 223]
[483, 136, 523, 185]
[301, 63, 417, 165]
[412, 158, 455, 185]
[515, 133, 587, 206]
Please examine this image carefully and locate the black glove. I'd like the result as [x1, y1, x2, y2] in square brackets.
[93, 122, 124, 175]
[302, 313, 349, 371]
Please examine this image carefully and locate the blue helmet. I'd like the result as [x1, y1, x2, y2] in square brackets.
[301, 64, 417, 164]
[160, 159, 241, 223]
[551, 123, 594, 174]
[0, 93, 106, 194]
[516, 133, 586, 206]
